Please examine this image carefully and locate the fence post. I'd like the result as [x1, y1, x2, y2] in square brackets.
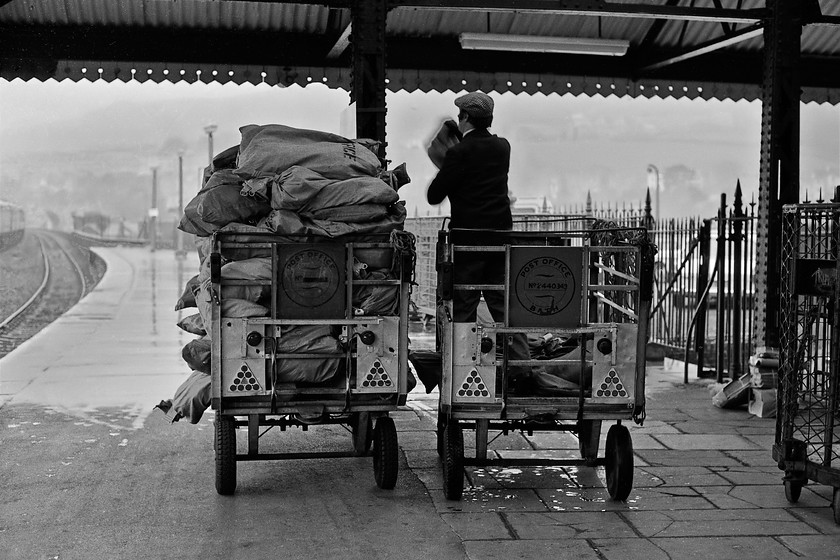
[716, 193, 728, 383]
[643, 188, 654, 234]
[695, 219, 712, 378]
[731, 181, 745, 377]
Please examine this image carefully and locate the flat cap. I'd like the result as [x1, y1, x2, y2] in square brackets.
[455, 92, 494, 118]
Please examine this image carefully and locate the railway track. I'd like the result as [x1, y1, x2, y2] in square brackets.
[0, 231, 93, 359]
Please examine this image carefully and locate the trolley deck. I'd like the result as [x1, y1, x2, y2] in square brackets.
[434, 223, 655, 501]
[209, 230, 414, 495]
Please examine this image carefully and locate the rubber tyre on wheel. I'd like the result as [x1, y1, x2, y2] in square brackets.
[373, 416, 399, 489]
[442, 420, 464, 501]
[784, 479, 803, 503]
[214, 413, 237, 495]
[351, 412, 372, 456]
[605, 423, 633, 501]
[436, 413, 445, 459]
[833, 488, 840, 525]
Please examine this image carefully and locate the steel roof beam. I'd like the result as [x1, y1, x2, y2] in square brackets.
[387, 0, 764, 23]
[236, 1, 763, 23]
[639, 0, 681, 49]
[639, 22, 764, 74]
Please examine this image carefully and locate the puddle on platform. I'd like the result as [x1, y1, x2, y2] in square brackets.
[467, 464, 643, 511]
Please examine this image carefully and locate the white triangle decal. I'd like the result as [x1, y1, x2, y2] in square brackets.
[595, 368, 628, 397]
[457, 368, 491, 398]
[230, 363, 262, 392]
[363, 359, 393, 388]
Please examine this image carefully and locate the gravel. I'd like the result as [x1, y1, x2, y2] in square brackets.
[0, 232, 45, 321]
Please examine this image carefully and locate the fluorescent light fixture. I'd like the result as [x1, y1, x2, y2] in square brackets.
[459, 33, 630, 56]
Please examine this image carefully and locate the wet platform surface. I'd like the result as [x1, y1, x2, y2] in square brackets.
[1, 247, 838, 559]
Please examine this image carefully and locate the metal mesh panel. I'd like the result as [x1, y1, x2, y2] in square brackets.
[779, 204, 840, 469]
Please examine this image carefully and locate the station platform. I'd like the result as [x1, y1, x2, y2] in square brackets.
[0, 246, 199, 428]
[1, 246, 838, 559]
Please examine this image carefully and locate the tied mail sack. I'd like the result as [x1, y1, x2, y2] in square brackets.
[234, 124, 382, 181]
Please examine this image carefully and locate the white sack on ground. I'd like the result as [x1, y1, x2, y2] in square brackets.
[234, 124, 382, 181]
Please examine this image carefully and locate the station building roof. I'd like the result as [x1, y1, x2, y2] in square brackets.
[2, 0, 839, 103]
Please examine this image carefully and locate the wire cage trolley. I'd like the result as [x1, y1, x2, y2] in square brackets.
[776, 202, 840, 523]
[434, 224, 655, 500]
[208, 230, 415, 495]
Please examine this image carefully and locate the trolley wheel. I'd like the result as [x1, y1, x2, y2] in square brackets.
[833, 488, 840, 525]
[442, 420, 464, 501]
[214, 413, 237, 495]
[372, 416, 399, 490]
[436, 410, 445, 458]
[351, 412, 372, 456]
[578, 420, 602, 466]
[784, 479, 803, 503]
[605, 423, 633, 501]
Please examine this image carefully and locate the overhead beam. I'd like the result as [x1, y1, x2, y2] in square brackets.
[640, 23, 764, 74]
[388, 0, 764, 22]
[237, 0, 763, 23]
[327, 23, 351, 59]
[639, 0, 681, 49]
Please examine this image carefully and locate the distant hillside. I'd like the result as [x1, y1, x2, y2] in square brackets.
[1, 80, 837, 222]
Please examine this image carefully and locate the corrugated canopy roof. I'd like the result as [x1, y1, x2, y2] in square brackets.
[2, 0, 839, 103]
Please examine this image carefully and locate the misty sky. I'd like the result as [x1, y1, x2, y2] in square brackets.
[1, 78, 838, 224]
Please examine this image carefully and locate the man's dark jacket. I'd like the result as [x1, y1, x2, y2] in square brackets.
[427, 128, 512, 230]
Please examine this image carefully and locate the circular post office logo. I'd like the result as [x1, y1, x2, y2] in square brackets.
[515, 257, 576, 316]
[282, 249, 340, 307]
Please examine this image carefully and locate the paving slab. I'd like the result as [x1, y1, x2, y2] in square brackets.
[696, 484, 831, 509]
[635, 449, 747, 467]
[622, 508, 819, 538]
[440, 512, 512, 540]
[710, 465, 787, 485]
[535, 486, 714, 512]
[652, 433, 762, 450]
[590, 538, 670, 560]
[779, 535, 840, 560]
[645, 536, 803, 560]
[468, 465, 578, 489]
[429, 487, 550, 514]
[504, 511, 639, 539]
[464, 539, 601, 560]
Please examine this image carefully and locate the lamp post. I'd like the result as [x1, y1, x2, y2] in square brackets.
[203, 124, 218, 166]
[150, 166, 159, 252]
[176, 151, 186, 258]
[647, 164, 661, 225]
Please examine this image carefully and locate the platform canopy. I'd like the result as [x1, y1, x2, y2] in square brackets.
[2, 0, 839, 104]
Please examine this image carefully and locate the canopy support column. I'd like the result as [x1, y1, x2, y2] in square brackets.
[350, 0, 388, 160]
[753, 0, 803, 350]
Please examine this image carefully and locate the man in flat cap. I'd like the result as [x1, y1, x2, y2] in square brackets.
[426, 92, 531, 392]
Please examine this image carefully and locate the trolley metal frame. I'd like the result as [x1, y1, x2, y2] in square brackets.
[776, 202, 840, 523]
[209, 230, 413, 495]
[435, 225, 654, 501]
